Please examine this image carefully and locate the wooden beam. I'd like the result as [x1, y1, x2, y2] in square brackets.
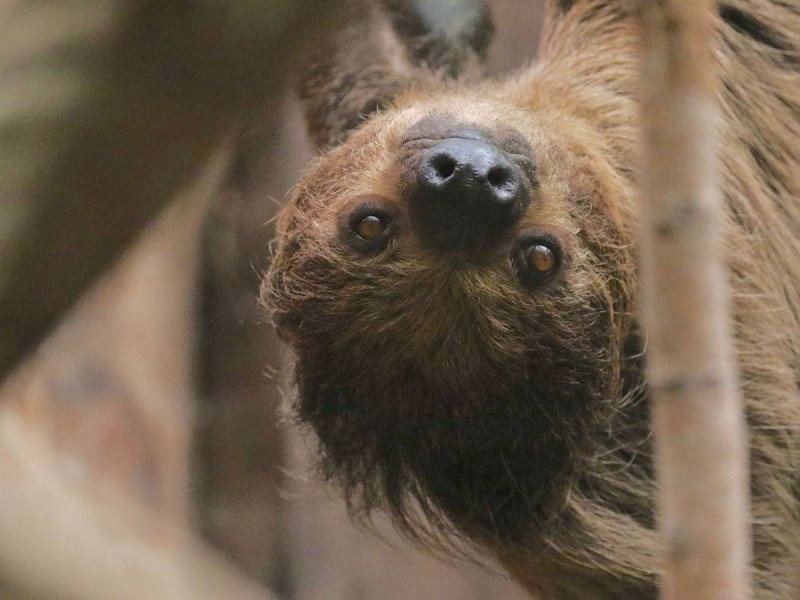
[638, 1, 752, 598]
[0, 405, 279, 600]
[0, 0, 338, 380]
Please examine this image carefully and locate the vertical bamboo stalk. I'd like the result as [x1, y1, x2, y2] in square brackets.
[637, 1, 751, 599]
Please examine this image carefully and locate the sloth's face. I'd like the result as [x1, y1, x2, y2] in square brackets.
[265, 93, 640, 548]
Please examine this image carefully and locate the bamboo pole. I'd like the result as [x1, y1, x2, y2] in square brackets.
[638, 1, 752, 598]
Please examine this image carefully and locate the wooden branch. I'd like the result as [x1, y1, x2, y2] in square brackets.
[0, 143, 282, 600]
[0, 405, 279, 600]
[0, 0, 339, 380]
[638, 1, 752, 599]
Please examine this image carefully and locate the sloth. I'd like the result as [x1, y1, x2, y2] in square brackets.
[264, 0, 800, 598]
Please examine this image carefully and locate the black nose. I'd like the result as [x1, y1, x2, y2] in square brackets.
[414, 136, 526, 248]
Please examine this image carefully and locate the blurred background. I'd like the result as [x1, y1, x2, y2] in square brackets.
[0, 2, 544, 599]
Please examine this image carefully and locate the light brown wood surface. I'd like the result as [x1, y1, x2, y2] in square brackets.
[638, 1, 752, 598]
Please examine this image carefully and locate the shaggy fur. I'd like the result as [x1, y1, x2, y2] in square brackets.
[264, 1, 800, 598]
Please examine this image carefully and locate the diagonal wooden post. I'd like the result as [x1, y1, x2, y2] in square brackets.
[637, 1, 752, 598]
[0, 0, 341, 381]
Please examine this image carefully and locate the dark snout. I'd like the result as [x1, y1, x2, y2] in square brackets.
[418, 136, 521, 210]
[408, 129, 532, 251]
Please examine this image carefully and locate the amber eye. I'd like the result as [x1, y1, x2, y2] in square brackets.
[525, 244, 555, 274]
[514, 231, 564, 287]
[356, 215, 387, 240]
[342, 201, 396, 255]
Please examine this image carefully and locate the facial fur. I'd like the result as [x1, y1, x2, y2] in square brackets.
[265, 1, 800, 598]
[267, 90, 645, 549]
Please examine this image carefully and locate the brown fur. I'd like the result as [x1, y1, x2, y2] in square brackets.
[264, 1, 800, 598]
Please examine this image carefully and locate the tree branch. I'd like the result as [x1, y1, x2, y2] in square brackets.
[0, 404, 279, 600]
[0, 0, 338, 380]
[638, 1, 752, 598]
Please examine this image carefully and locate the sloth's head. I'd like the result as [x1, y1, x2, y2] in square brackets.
[264, 0, 643, 552]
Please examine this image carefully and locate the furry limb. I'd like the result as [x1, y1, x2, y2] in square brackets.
[298, 0, 492, 148]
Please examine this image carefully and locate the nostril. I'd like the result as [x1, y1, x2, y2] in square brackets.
[487, 165, 512, 189]
[412, 136, 530, 249]
[431, 153, 458, 181]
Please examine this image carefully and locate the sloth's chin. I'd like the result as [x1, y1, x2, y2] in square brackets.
[294, 370, 578, 547]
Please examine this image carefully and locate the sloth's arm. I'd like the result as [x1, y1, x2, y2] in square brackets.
[298, 0, 493, 149]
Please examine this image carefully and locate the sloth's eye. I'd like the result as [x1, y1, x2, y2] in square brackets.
[514, 231, 564, 287]
[525, 244, 555, 274]
[342, 201, 396, 255]
[356, 215, 387, 240]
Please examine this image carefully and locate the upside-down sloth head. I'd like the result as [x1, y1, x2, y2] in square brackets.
[264, 0, 646, 555]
